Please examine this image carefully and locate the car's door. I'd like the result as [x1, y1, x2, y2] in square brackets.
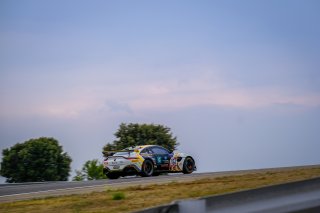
[150, 146, 170, 170]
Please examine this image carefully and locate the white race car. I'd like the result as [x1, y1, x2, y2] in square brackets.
[103, 145, 196, 179]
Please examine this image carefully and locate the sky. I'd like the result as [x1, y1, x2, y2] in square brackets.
[1, 0, 320, 181]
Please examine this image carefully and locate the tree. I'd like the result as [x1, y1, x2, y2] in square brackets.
[103, 123, 179, 156]
[72, 159, 106, 181]
[72, 170, 85, 181]
[0, 137, 72, 183]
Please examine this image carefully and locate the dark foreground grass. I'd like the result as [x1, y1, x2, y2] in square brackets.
[1, 166, 320, 213]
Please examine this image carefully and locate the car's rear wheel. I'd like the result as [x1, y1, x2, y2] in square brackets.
[106, 172, 120, 179]
[183, 157, 195, 174]
[141, 159, 154, 177]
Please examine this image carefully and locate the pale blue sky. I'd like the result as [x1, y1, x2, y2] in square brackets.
[1, 1, 320, 180]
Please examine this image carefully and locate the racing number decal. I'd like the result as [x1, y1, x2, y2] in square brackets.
[156, 156, 162, 164]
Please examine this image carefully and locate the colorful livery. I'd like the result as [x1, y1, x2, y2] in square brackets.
[103, 145, 196, 179]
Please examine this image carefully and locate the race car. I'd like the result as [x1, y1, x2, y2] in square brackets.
[103, 145, 196, 179]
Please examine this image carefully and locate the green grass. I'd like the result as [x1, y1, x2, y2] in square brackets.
[0, 166, 320, 213]
[112, 192, 126, 200]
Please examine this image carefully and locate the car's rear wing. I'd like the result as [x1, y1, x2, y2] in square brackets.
[102, 147, 138, 157]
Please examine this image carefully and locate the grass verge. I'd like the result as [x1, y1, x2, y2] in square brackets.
[1, 166, 320, 213]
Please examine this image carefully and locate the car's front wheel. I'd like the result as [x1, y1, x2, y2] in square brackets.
[183, 157, 195, 174]
[140, 159, 154, 177]
[106, 172, 120, 179]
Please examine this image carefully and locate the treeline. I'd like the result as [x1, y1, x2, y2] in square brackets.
[0, 123, 178, 182]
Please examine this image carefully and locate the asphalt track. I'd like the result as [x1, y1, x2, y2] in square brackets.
[0, 165, 319, 203]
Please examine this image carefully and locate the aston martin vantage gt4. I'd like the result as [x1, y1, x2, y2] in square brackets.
[103, 145, 196, 179]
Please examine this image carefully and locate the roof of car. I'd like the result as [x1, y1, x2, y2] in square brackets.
[135, 145, 155, 149]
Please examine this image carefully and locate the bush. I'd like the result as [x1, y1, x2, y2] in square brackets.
[112, 192, 125, 200]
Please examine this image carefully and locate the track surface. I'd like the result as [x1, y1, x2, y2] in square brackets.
[0, 165, 318, 203]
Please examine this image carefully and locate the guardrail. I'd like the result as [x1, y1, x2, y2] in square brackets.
[136, 177, 320, 213]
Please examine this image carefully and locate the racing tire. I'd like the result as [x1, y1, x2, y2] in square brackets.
[183, 157, 195, 174]
[140, 159, 154, 177]
[106, 172, 120, 179]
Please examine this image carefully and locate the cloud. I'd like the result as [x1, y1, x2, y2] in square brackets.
[126, 78, 320, 111]
[1, 71, 319, 120]
[2, 78, 320, 118]
[104, 100, 133, 114]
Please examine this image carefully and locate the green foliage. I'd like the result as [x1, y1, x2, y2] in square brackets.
[0, 137, 72, 183]
[72, 169, 85, 181]
[72, 159, 106, 181]
[112, 192, 125, 200]
[103, 123, 178, 156]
